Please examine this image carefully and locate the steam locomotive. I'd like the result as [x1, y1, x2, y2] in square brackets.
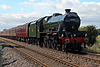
[0, 9, 89, 52]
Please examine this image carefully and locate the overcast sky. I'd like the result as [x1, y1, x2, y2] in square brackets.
[0, 0, 100, 31]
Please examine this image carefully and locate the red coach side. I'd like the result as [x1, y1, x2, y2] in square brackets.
[9, 27, 16, 37]
[16, 23, 29, 37]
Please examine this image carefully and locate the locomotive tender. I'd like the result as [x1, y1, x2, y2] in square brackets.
[0, 9, 89, 52]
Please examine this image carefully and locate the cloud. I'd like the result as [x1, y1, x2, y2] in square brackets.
[29, 0, 35, 2]
[21, 8, 25, 12]
[0, 0, 100, 31]
[19, 1, 56, 10]
[20, 2, 32, 5]
[20, 0, 100, 26]
[0, 11, 48, 31]
[0, 4, 12, 10]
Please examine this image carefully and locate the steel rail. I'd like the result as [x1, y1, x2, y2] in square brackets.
[43, 46, 100, 63]
[4, 42, 48, 67]
[1, 37, 79, 67]
[81, 51, 100, 58]
[14, 47, 48, 67]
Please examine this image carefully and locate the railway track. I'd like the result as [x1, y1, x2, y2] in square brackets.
[81, 51, 100, 59]
[0, 37, 100, 67]
[3, 42, 48, 67]
[0, 37, 79, 67]
[13, 46, 48, 67]
[43, 46, 100, 63]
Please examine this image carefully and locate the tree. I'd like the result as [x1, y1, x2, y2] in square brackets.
[97, 29, 100, 35]
[79, 25, 98, 46]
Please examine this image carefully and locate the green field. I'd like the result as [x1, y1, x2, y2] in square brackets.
[96, 35, 100, 43]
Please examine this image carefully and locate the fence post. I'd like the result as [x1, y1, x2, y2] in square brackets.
[0, 42, 2, 67]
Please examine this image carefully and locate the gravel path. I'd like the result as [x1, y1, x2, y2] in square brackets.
[2, 44, 40, 67]
[5, 42, 68, 67]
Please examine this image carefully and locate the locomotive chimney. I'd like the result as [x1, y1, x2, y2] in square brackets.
[65, 9, 71, 14]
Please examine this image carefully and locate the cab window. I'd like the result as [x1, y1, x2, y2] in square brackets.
[31, 21, 36, 24]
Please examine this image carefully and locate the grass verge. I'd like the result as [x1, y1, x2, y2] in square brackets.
[83, 43, 100, 53]
[83, 35, 100, 53]
[96, 35, 100, 43]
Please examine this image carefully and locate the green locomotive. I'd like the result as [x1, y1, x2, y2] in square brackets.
[28, 9, 89, 52]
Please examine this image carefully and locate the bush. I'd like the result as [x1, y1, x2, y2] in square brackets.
[79, 25, 98, 46]
[97, 29, 100, 35]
